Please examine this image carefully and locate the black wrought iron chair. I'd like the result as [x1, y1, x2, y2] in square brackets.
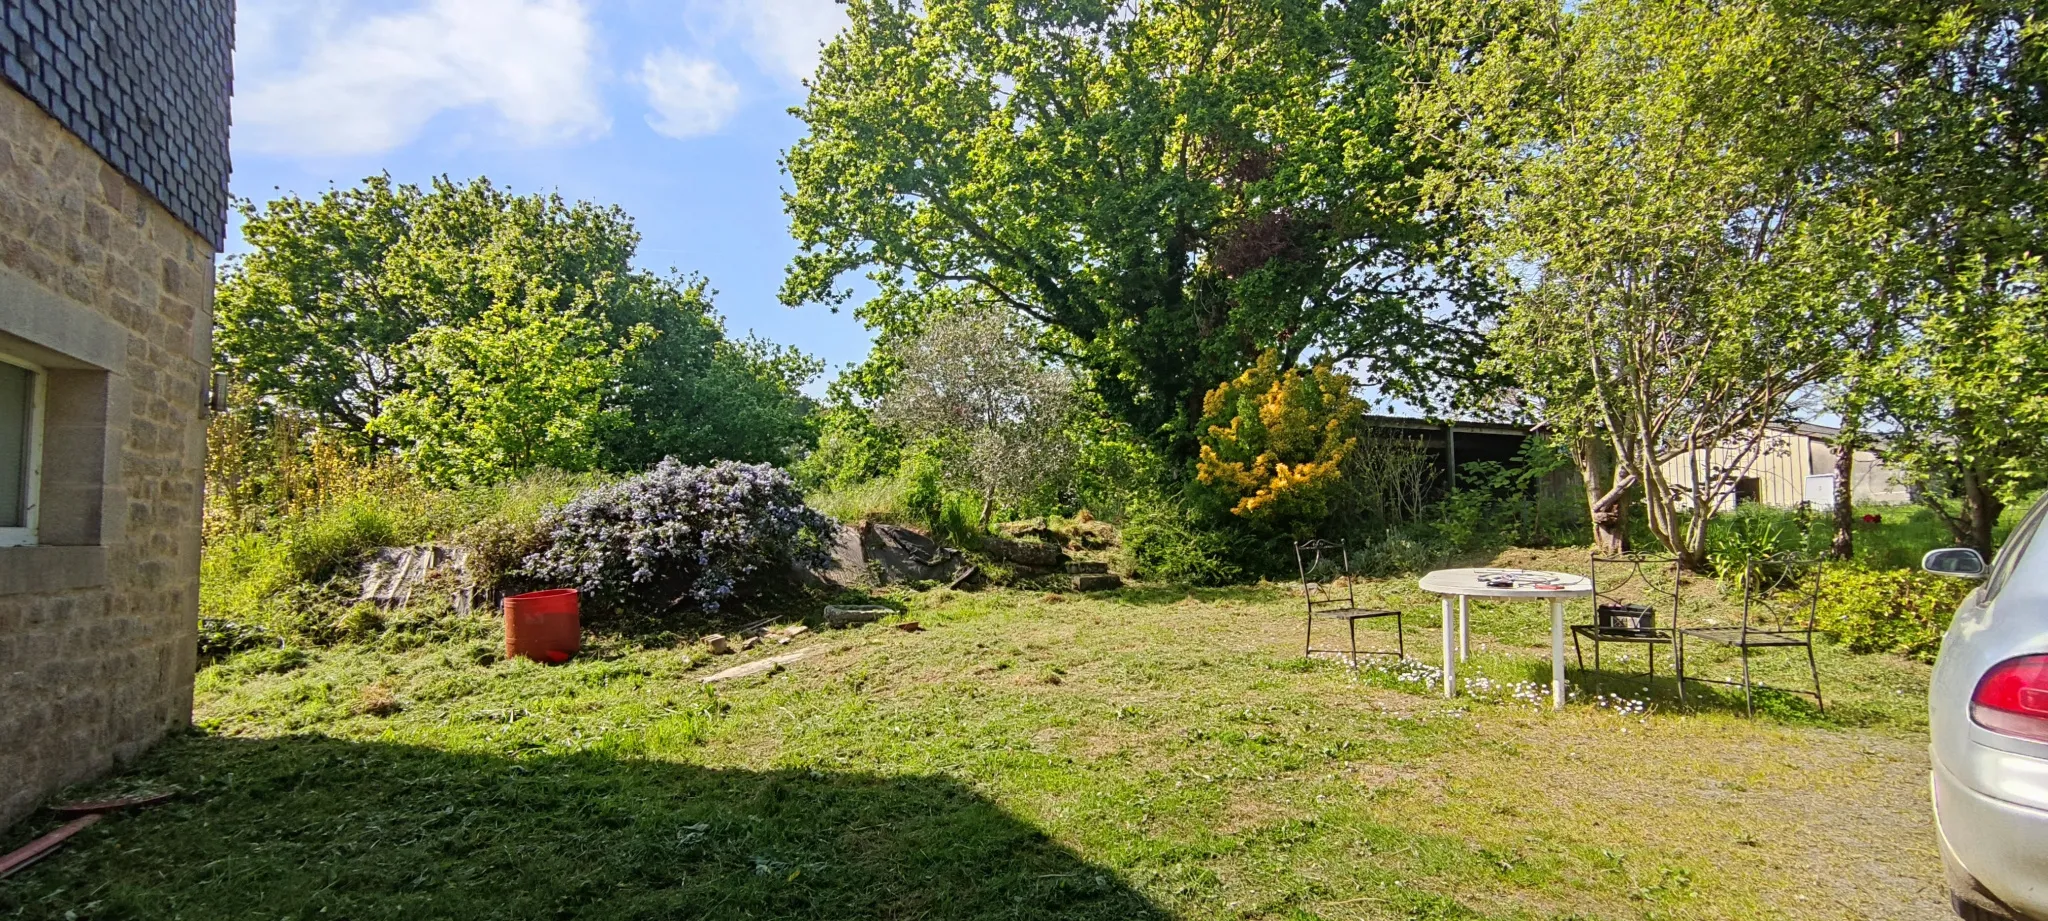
[1571, 552, 1685, 705]
[1296, 539, 1404, 664]
[1679, 552, 1825, 716]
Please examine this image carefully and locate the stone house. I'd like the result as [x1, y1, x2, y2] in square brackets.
[0, 0, 235, 829]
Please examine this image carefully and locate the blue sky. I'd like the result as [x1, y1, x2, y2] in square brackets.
[229, 0, 871, 394]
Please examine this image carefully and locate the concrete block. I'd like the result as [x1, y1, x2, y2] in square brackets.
[1072, 573, 1125, 593]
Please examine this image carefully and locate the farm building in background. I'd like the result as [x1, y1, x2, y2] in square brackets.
[1357, 414, 1542, 492]
[1656, 422, 1910, 512]
[1354, 415, 1580, 509]
[1358, 415, 1911, 513]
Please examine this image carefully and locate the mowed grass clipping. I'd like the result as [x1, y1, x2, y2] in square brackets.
[1, 554, 1947, 921]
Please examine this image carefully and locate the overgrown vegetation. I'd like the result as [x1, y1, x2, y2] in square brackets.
[523, 461, 834, 622]
[198, 468, 601, 649]
[776, 0, 2048, 575]
[874, 306, 1079, 528]
[199, 0, 2048, 595]
[1817, 568, 1976, 662]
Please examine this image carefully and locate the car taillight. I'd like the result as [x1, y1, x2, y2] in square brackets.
[1973, 655, 2048, 744]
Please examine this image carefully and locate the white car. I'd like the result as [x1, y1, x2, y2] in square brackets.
[1927, 494, 2048, 921]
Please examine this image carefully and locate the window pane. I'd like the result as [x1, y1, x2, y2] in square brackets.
[0, 362, 27, 528]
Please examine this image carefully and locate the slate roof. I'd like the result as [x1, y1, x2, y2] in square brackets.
[1, 0, 235, 248]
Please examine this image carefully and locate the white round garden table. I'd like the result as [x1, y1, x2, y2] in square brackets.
[1417, 568, 1594, 709]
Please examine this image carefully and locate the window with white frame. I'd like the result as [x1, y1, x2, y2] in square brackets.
[0, 352, 44, 546]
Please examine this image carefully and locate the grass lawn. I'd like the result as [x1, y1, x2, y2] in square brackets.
[0, 549, 1946, 921]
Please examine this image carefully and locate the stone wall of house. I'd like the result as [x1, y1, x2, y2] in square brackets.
[0, 81, 211, 829]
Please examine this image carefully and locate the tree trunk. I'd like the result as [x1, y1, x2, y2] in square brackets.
[1963, 469, 2002, 558]
[979, 484, 998, 531]
[1830, 417, 1858, 560]
[1574, 437, 1629, 553]
[1593, 494, 1630, 554]
[1167, 385, 1208, 468]
[1834, 323, 1882, 562]
[1678, 514, 1710, 572]
[1639, 461, 1708, 571]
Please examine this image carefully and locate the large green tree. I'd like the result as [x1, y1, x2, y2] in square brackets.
[217, 176, 819, 484]
[1405, 0, 1863, 563]
[369, 297, 648, 484]
[1812, 0, 2048, 556]
[783, 0, 1491, 460]
[1867, 253, 2048, 556]
[217, 175, 638, 436]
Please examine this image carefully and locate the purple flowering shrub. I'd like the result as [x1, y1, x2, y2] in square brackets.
[522, 460, 835, 618]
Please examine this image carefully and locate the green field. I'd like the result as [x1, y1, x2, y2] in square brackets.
[1, 548, 1946, 921]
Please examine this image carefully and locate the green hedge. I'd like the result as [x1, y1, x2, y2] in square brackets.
[1816, 567, 1975, 662]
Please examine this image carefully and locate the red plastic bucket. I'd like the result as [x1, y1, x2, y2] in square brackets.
[504, 589, 580, 663]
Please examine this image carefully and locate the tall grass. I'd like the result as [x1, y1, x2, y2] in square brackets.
[1837, 500, 2035, 569]
[807, 471, 986, 547]
[201, 470, 611, 648]
[808, 477, 918, 526]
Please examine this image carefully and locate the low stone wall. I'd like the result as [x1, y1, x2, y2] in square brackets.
[0, 82, 211, 829]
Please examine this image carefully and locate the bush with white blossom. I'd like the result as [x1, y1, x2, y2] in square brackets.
[523, 460, 834, 619]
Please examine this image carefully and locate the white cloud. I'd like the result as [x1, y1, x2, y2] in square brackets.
[236, 0, 608, 157]
[639, 50, 741, 139]
[697, 0, 849, 85]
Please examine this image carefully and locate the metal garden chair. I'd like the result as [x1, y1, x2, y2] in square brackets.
[1679, 552, 1826, 716]
[1571, 552, 1686, 705]
[1295, 539, 1404, 664]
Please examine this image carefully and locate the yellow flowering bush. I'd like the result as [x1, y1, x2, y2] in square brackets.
[1195, 352, 1366, 524]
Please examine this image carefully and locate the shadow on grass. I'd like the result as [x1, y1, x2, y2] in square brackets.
[0, 733, 1167, 921]
[1542, 653, 1847, 724]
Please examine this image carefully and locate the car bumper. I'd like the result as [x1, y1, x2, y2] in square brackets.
[1936, 760, 2048, 920]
